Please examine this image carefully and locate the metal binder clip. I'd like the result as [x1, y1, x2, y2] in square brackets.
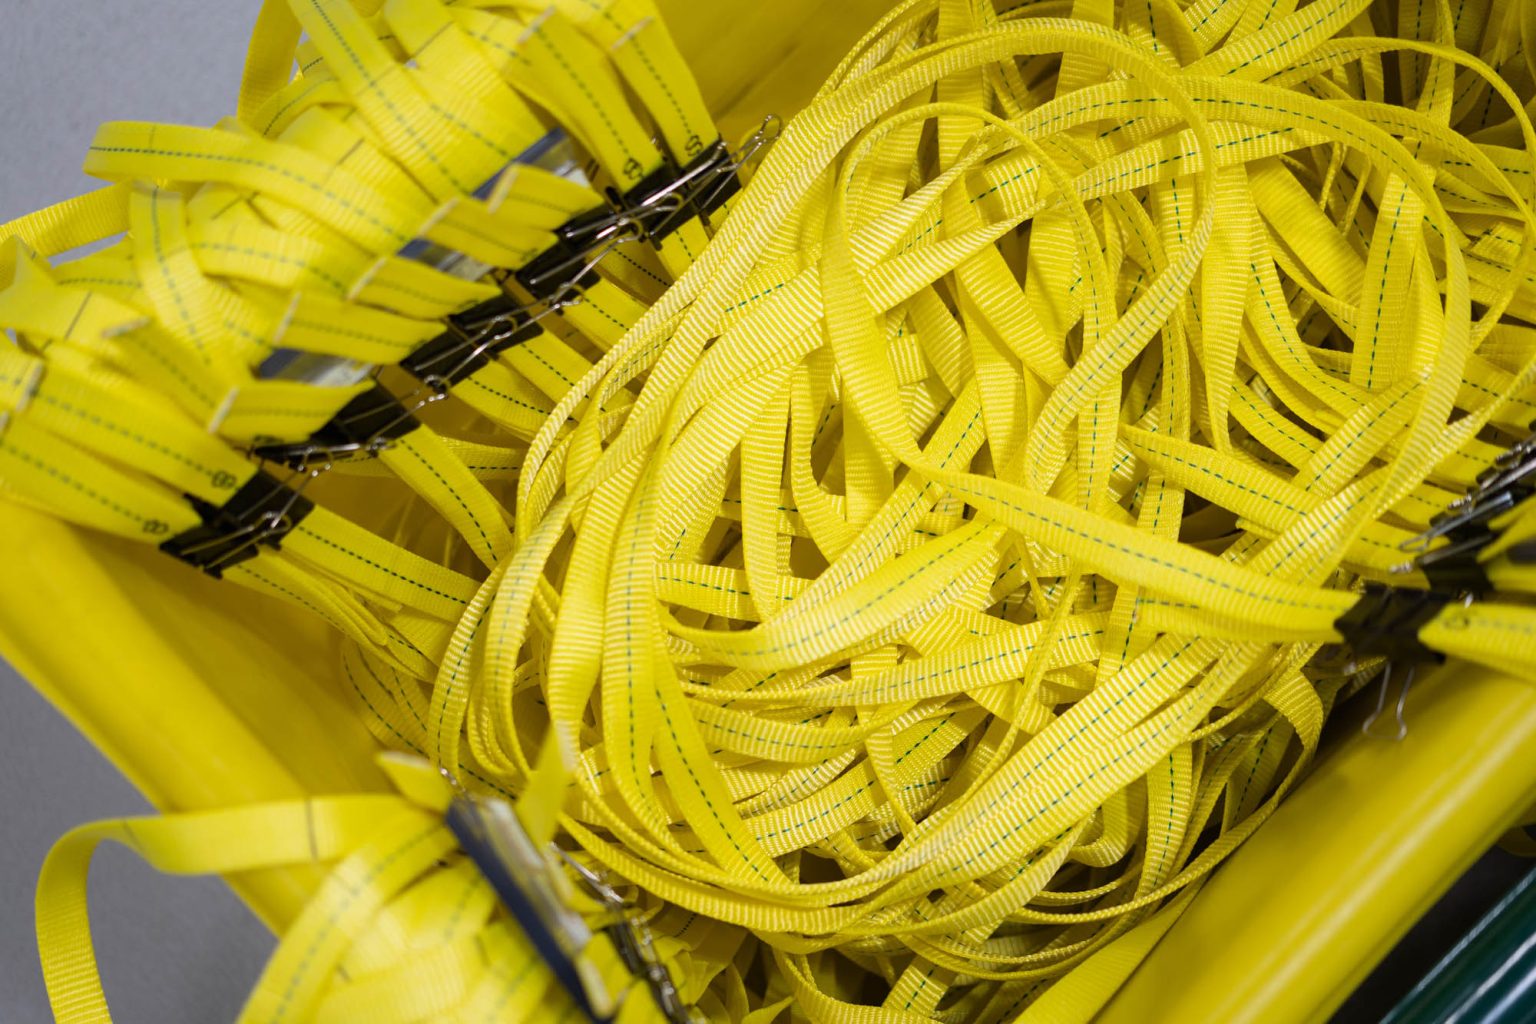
[160, 467, 316, 575]
[251, 384, 422, 470]
[1400, 491, 1515, 557]
[1335, 584, 1454, 742]
[1409, 528, 1497, 593]
[253, 286, 575, 471]
[516, 205, 640, 302]
[564, 116, 781, 258]
[1393, 430, 1536, 591]
[700, 115, 780, 211]
[1400, 440, 1536, 554]
[615, 166, 698, 244]
[1333, 582, 1450, 664]
[617, 138, 736, 244]
[616, 117, 782, 244]
[400, 290, 573, 391]
[1476, 442, 1536, 498]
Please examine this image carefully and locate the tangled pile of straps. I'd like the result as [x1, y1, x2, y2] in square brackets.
[7, 0, 1536, 1019]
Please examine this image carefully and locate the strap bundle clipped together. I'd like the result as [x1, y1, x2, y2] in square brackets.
[12, 0, 1536, 1019]
[0, 0, 757, 691]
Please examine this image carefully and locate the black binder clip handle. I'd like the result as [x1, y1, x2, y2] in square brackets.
[518, 215, 644, 304]
[1392, 429, 1536, 591]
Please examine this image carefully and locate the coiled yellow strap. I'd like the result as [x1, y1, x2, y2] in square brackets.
[12, 0, 1536, 1019]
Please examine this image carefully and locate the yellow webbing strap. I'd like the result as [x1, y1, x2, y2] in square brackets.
[0, 185, 128, 265]
[35, 761, 670, 1024]
[456, 0, 1536, 1016]
[0, 0, 732, 652]
[12, 0, 1536, 1020]
[8, 0, 736, 574]
[37, 795, 405, 1024]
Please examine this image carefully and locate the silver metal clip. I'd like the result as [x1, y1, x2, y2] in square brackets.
[560, 853, 704, 1024]
[729, 115, 782, 173]
[693, 116, 781, 222]
[403, 290, 577, 393]
[160, 466, 318, 575]
[250, 382, 422, 471]
[1390, 432, 1536, 593]
[1362, 661, 1414, 741]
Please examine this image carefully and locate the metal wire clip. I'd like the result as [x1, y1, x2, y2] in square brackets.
[160, 467, 317, 575]
[1395, 431, 1536, 591]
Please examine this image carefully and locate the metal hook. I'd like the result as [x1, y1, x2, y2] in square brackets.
[1362, 662, 1414, 741]
[557, 849, 628, 908]
[554, 849, 704, 1024]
